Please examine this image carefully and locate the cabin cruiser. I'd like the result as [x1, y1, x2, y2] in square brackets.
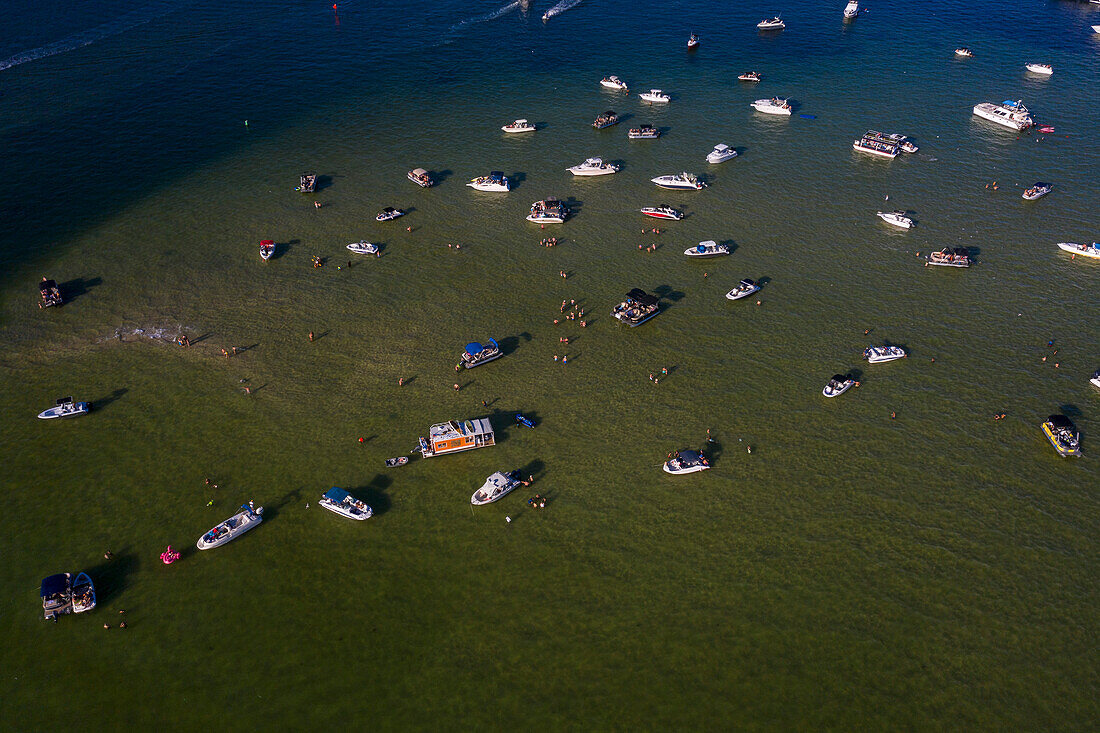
[955, 47, 974, 58]
[685, 240, 729, 258]
[639, 89, 670, 103]
[628, 124, 661, 139]
[407, 168, 433, 187]
[1056, 241, 1100, 260]
[1090, 370, 1100, 390]
[751, 97, 792, 115]
[663, 449, 710, 474]
[71, 573, 96, 613]
[726, 279, 760, 300]
[600, 75, 629, 91]
[1042, 415, 1081, 457]
[259, 240, 275, 260]
[41, 573, 72, 620]
[418, 417, 495, 458]
[687, 34, 699, 49]
[757, 16, 785, 30]
[568, 157, 620, 176]
[39, 278, 62, 308]
[864, 345, 907, 363]
[972, 100, 1034, 130]
[461, 338, 502, 368]
[652, 172, 706, 190]
[641, 205, 683, 220]
[823, 374, 856, 397]
[296, 172, 317, 193]
[844, 0, 859, 18]
[471, 470, 523, 505]
[196, 503, 263, 550]
[1025, 63, 1053, 76]
[737, 71, 762, 82]
[501, 119, 536, 133]
[38, 396, 91, 420]
[706, 144, 738, 163]
[467, 171, 510, 192]
[319, 488, 373, 520]
[527, 198, 569, 223]
[853, 130, 900, 158]
[592, 110, 619, 129]
[346, 240, 378, 255]
[1022, 182, 1052, 200]
[375, 207, 405, 222]
[877, 210, 914, 228]
[927, 248, 971, 267]
[612, 288, 661, 326]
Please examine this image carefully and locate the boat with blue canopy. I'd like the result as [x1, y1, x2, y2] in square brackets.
[461, 338, 502, 368]
[319, 488, 373, 520]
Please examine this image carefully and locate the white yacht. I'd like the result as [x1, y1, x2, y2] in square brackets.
[864, 346, 907, 363]
[1056, 241, 1100, 260]
[663, 449, 711, 474]
[196, 503, 263, 550]
[757, 16, 785, 30]
[972, 100, 1034, 130]
[467, 171, 510, 192]
[1025, 63, 1053, 76]
[319, 488, 372, 520]
[877, 210, 914, 228]
[37, 396, 90, 420]
[527, 198, 569, 223]
[600, 75, 629, 91]
[844, 0, 859, 18]
[501, 119, 536, 133]
[567, 157, 620, 176]
[726, 279, 760, 300]
[751, 97, 792, 115]
[652, 172, 706, 190]
[685, 240, 729, 258]
[822, 374, 856, 397]
[639, 89, 670, 103]
[346, 240, 378, 255]
[706, 144, 738, 164]
[470, 471, 523, 505]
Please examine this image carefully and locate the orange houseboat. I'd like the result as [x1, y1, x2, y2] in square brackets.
[418, 418, 495, 458]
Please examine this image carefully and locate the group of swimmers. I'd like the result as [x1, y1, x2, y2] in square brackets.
[540, 237, 559, 247]
[527, 494, 546, 509]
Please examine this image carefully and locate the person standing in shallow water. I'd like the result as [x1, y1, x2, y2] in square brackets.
[308, 331, 314, 342]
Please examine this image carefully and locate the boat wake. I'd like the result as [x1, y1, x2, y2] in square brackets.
[449, 0, 522, 33]
[542, 0, 583, 22]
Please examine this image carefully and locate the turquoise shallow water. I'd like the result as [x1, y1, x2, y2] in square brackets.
[1, 0, 1098, 727]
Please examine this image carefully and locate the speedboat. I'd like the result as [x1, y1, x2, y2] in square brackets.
[296, 172, 317, 193]
[319, 488, 373, 520]
[612, 288, 661, 326]
[467, 171, 510, 192]
[259, 240, 275, 260]
[38, 396, 90, 420]
[39, 278, 63, 308]
[407, 168, 433, 187]
[1056, 241, 1100, 260]
[1042, 415, 1081, 457]
[663, 449, 710, 474]
[502, 119, 536, 133]
[877, 210, 914, 228]
[751, 97, 792, 115]
[1022, 182, 1052, 200]
[41, 573, 72, 620]
[864, 345, 907, 363]
[823, 374, 856, 397]
[346, 240, 378, 255]
[726, 279, 760, 300]
[71, 572, 96, 613]
[927, 248, 971, 267]
[628, 124, 661, 139]
[972, 100, 1034, 130]
[652, 172, 706, 190]
[567, 157, 620, 176]
[737, 71, 762, 82]
[471, 470, 523, 505]
[1025, 63, 1053, 76]
[600, 75, 629, 91]
[757, 16, 785, 30]
[844, 0, 859, 18]
[462, 338, 502, 368]
[592, 110, 619, 129]
[1090, 370, 1100, 390]
[641, 205, 683, 220]
[375, 207, 405, 222]
[685, 240, 729, 258]
[527, 198, 569, 223]
[639, 89, 670, 103]
[196, 503, 263, 550]
[706, 144, 738, 163]
[955, 47, 974, 58]
[687, 34, 699, 49]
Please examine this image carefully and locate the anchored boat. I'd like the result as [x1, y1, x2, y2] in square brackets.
[612, 288, 661, 326]
[726, 279, 760, 300]
[471, 471, 523, 505]
[568, 157, 620, 176]
[71, 572, 96, 613]
[461, 338, 502, 369]
[877, 211, 914, 228]
[41, 573, 72, 620]
[652, 172, 706, 190]
[1042, 415, 1081, 457]
[39, 278, 63, 308]
[197, 503, 263, 550]
[418, 418, 495, 458]
[527, 198, 569, 223]
[346, 240, 378, 255]
[296, 172, 317, 193]
[663, 449, 710, 474]
[375, 207, 406, 222]
[1022, 182, 1052, 201]
[467, 171, 510, 192]
[1056, 241, 1100, 260]
[864, 345, 907, 363]
[685, 240, 729, 258]
[972, 100, 1034, 130]
[592, 110, 619, 129]
[319, 488, 373, 520]
[628, 124, 661, 139]
[407, 168, 433, 187]
[927, 248, 971, 267]
[38, 396, 90, 420]
[600, 75, 629, 91]
[640, 205, 683, 220]
[823, 374, 856, 397]
[706, 143, 738, 164]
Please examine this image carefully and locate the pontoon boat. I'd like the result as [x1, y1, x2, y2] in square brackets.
[461, 338, 502, 368]
[927, 248, 971, 267]
[628, 124, 661, 139]
[39, 278, 62, 308]
[296, 172, 317, 193]
[407, 168, 433, 187]
[41, 573, 72, 620]
[592, 110, 619, 129]
[526, 199, 569, 223]
[612, 288, 661, 326]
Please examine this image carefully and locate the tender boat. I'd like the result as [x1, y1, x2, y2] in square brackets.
[418, 417, 495, 458]
[515, 413, 536, 429]
[501, 119, 536, 133]
[568, 157, 620, 176]
[853, 130, 900, 158]
[407, 168, 433, 187]
[639, 89, 670, 103]
[38, 396, 90, 420]
[685, 240, 729, 258]
[1025, 63, 1053, 76]
[628, 124, 661, 139]
[641, 205, 683, 220]
[1042, 415, 1081, 457]
[751, 97, 792, 115]
[973, 100, 1034, 130]
[823, 374, 856, 397]
[600, 75, 629, 91]
[1022, 182, 1052, 201]
[687, 34, 699, 49]
[706, 143, 738, 164]
[259, 240, 275, 260]
[1056, 241, 1100, 260]
[592, 110, 619, 129]
[461, 338, 502, 369]
[385, 456, 409, 467]
[864, 345, 907, 363]
[41, 573, 72, 620]
[726, 279, 760, 300]
[877, 210, 914, 229]
[467, 171, 510, 192]
[927, 248, 971, 267]
[844, 0, 859, 18]
[296, 172, 317, 193]
[612, 288, 661, 326]
[527, 198, 569, 223]
[70, 572, 96, 613]
[652, 172, 706, 190]
[375, 207, 405, 222]
[471, 470, 523, 505]
[663, 449, 710, 474]
[737, 71, 762, 82]
[319, 488, 373, 520]
[196, 504, 263, 550]
[1090, 370, 1100, 390]
[39, 278, 63, 308]
[346, 240, 378, 255]
[955, 47, 974, 58]
[757, 16, 785, 30]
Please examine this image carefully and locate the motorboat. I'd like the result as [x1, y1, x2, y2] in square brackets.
[685, 240, 729, 258]
[823, 374, 856, 397]
[1042, 415, 1081, 457]
[751, 97, 792, 115]
[319, 488, 373, 520]
[687, 34, 699, 49]
[1025, 63, 1053, 76]
[71, 572, 96, 613]
[467, 171, 510, 192]
[407, 168, 433, 187]
[1094, 25, 1100, 33]
[864, 345, 907, 363]
[385, 456, 409, 467]
[196, 503, 263, 550]
[501, 119, 536, 133]
[600, 75, 629, 91]
[628, 124, 661, 139]
[461, 338, 502, 368]
[612, 288, 661, 326]
[844, 0, 859, 18]
[955, 47, 974, 58]
[346, 240, 378, 255]
[853, 130, 900, 158]
[1090, 370, 1100, 390]
[706, 144, 738, 164]
[296, 172, 317, 193]
[418, 417, 495, 458]
[39, 278, 63, 308]
[652, 172, 706, 190]
[567, 157, 620, 176]
[375, 207, 405, 222]
[471, 470, 523, 505]
[41, 573, 72, 620]
[515, 413, 536, 429]
[927, 248, 971, 267]
[972, 100, 1034, 130]
[526, 198, 569, 223]
[592, 110, 619, 129]
[737, 71, 762, 82]
[877, 210, 914, 228]
[38, 396, 90, 420]
[639, 89, 670, 103]
[663, 449, 710, 474]
[1056, 241, 1100, 260]
[757, 16, 785, 30]
[1022, 182, 1052, 200]
[725, 279, 760, 300]
[641, 205, 683, 220]
[259, 240, 275, 260]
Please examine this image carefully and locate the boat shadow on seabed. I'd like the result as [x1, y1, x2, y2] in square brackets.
[82, 552, 138, 608]
[347, 474, 393, 516]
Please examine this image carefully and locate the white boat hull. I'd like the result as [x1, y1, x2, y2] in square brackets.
[751, 101, 791, 116]
[346, 241, 378, 255]
[1056, 242, 1100, 259]
[663, 463, 710, 474]
[706, 150, 738, 164]
[568, 166, 618, 176]
[467, 182, 509, 192]
[877, 212, 913, 228]
[865, 347, 907, 363]
[471, 472, 521, 505]
[726, 285, 760, 300]
[640, 209, 682, 220]
[38, 403, 90, 419]
[320, 499, 372, 520]
[527, 215, 565, 224]
[823, 382, 854, 397]
[1025, 64, 1053, 75]
[854, 142, 898, 159]
[197, 508, 262, 550]
[972, 103, 1032, 130]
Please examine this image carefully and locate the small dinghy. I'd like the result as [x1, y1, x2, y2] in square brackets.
[1022, 182, 1052, 201]
[385, 456, 409, 467]
[467, 171, 510, 192]
[1042, 415, 1081, 458]
[41, 573, 72, 620]
[346, 240, 378, 255]
[375, 207, 405, 222]
[927, 248, 971, 267]
[663, 449, 710, 474]
[706, 143, 738, 164]
[461, 338, 502, 369]
[259, 240, 275, 260]
[639, 89, 671, 103]
[640, 205, 683, 220]
[685, 240, 729, 258]
[628, 124, 661, 140]
[515, 413, 536, 429]
[725, 279, 760, 300]
[652, 172, 706, 190]
[197, 503, 263, 550]
[1056, 241, 1100, 260]
[38, 396, 90, 420]
[600, 75, 629, 91]
[296, 172, 317, 193]
[71, 572, 96, 613]
[39, 278, 63, 308]
[737, 71, 762, 82]
[471, 470, 524, 505]
[864, 345, 907, 363]
[319, 488, 373, 520]
[877, 210, 914, 229]
[1025, 63, 1053, 76]
[822, 373, 856, 397]
[407, 168, 433, 187]
[502, 119, 536, 133]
